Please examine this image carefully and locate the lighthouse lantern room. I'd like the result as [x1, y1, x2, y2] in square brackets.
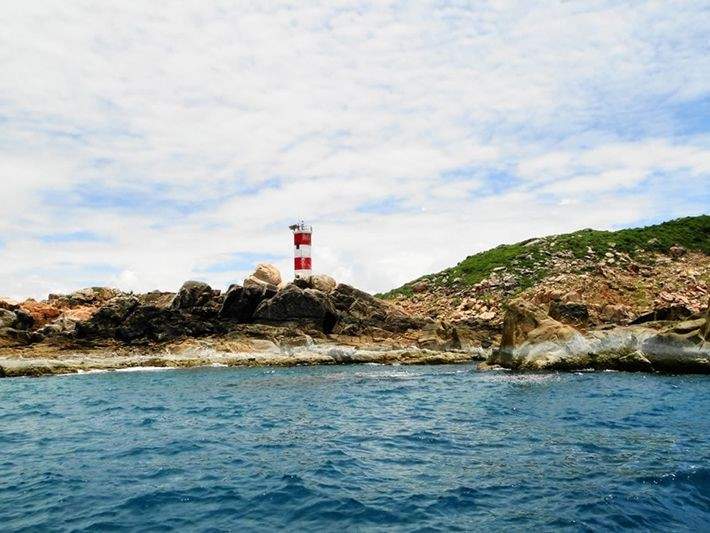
[289, 221, 312, 279]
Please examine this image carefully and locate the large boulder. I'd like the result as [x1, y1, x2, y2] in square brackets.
[219, 284, 276, 322]
[171, 281, 217, 312]
[491, 299, 585, 369]
[244, 264, 281, 290]
[330, 284, 423, 333]
[501, 300, 556, 348]
[13, 309, 34, 330]
[61, 306, 98, 322]
[292, 274, 337, 293]
[307, 274, 337, 294]
[37, 316, 82, 338]
[76, 296, 140, 338]
[253, 284, 338, 333]
[416, 321, 459, 351]
[600, 303, 631, 324]
[0, 309, 17, 329]
[641, 316, 710, 373]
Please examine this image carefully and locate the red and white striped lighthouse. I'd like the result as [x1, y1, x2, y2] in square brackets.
[289, 221, 312, 279]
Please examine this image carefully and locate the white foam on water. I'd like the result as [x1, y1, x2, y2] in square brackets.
[60, 369, 111, 376]
[115, 366, 173, 373]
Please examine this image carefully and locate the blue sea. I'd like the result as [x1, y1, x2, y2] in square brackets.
[1, 364, 709, 532]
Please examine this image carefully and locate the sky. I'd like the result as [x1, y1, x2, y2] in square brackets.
[1, 1, 709, 299]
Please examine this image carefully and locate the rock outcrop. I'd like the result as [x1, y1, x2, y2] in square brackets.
[171, 281, 221, 317]
[253, 284, 339, 333]
[488, 299, 710, 373]
[220, 284, 276, 321]
[330, 283, 425, 334]
[0, 309, 17, 329]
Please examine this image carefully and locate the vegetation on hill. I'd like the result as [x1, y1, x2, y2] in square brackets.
[379, 215, 710, 299]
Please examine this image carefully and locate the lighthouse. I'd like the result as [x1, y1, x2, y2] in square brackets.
[289, 221, 312, 279]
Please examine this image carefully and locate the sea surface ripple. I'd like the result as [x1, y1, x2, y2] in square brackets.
[1, 364, 709, 531]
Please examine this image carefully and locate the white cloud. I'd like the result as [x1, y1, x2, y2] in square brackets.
[0, 1, 708, 299]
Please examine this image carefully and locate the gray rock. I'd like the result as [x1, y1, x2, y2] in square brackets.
[171, 281, 216, 311]
[76, 296, 140, 338]
[631, 305, 692, 325]
[254, 285, 338, 333]
[549, 301, 589, 325]
[220, 284, 276, 322]
[0, 309, 17, 329]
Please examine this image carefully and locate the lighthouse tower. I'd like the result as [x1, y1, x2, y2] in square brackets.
[289, 221, 312, 279]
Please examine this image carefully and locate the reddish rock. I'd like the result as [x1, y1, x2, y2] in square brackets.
[20, 300, 61, 327]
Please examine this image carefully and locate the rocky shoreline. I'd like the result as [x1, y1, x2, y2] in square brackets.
[1, 261, 707, 378]
[0, 341, 479, 378]
[0, 266, 491, 378]
[485, 299, 710, 373]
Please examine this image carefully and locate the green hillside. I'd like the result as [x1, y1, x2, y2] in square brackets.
[379, 215, 710, 299]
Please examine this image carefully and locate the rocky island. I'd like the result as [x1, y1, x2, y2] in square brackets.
[1, 216, 708, 377]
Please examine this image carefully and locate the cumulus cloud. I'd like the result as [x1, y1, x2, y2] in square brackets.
[0, 0, 708, 298]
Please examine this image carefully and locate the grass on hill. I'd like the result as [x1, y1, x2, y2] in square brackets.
[378, 215, 710, 299]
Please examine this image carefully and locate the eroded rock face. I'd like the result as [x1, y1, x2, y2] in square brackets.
[600, 303, 631, 324]
[254, 285, 338, 333]
[500, 300, 576, 348]
[0, 309, 17, 329]
[219, 285, 276, 322]
[76, 296, 140, 338]
[548, 301, 589, 326]
[491, 299, 585, 369]
[631, 305, 692, 325]
[330, 284, 423, 333]
[116, 306, 220, 342]
[171, 281, 218, 312]
[488, 298, 710, 373]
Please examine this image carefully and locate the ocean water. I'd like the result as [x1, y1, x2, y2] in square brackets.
[1, 364, 709, 532]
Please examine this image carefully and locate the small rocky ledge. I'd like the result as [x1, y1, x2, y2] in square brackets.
[485, 298, 710, 373]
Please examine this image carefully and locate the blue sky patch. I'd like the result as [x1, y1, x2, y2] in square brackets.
[39, 231, 109, 244]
